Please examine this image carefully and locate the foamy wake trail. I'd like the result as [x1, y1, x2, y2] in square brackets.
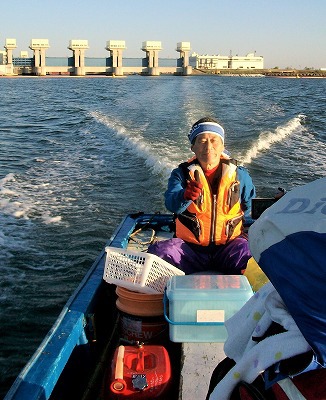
[0, 173, 63, 224]
[90, 111, 177, 179]
[239, 114, 306, 165]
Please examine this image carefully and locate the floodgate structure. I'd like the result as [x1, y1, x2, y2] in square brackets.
[0, 38, 264, 77]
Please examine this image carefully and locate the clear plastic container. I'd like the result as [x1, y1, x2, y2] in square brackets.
[164, 275, 253, 342]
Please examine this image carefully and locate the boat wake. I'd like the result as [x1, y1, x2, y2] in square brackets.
[90, 111, 177, 179]
[0, 173, 63, 265]
[239, 114, 306, 165]
[0, 173, 63, 224]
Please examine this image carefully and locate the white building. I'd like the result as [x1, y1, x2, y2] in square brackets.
[189, 52, 264, 70]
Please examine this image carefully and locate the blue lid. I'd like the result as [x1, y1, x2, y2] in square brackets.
[166, 275, 252, 300]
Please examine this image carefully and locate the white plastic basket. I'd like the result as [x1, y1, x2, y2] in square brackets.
[103, 246, 185, 294]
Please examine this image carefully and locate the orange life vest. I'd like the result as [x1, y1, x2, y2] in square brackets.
[175, 158, 244, 246]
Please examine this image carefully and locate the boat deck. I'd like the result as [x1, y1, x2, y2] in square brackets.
[179, 342, 225, 399]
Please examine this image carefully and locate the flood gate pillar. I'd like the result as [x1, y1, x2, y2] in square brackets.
[68, 40, 89, 76]
[176, 42, 192, 75]
[4, 38, 17, 65]
[4, 38, 17, 75]
[105, 40, 126, 76]
[141, 41, 162, 76]
[29, 39, 49, 76]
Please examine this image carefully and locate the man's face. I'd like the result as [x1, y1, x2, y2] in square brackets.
[191, 133, 224, 168]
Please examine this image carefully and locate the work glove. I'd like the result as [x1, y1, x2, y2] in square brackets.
[184, 180, 203, 201]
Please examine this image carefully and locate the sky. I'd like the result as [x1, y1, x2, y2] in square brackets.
[1, 0, 325, 69]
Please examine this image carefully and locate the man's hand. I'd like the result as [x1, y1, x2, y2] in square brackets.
[184, 180, 203, 201]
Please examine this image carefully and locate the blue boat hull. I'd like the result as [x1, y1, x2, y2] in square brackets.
[5, 213, 178, 400]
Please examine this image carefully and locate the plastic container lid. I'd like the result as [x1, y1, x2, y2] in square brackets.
[166, 275, 252, 300]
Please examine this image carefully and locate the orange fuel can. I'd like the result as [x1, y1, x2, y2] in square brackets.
[108, 343, 171, 399]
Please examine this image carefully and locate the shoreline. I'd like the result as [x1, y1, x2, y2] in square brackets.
[1, 68, 326, 79]
[196, 68, 326, 78]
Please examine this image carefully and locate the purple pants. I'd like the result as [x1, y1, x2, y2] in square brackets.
[147, 237, 251, 274]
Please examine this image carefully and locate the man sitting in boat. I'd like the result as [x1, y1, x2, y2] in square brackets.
[148, 117, 256, 274]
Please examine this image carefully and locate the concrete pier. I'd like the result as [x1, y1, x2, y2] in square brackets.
[105, 40, 126, 76]
[68, 40, 89, 76]
[176, 42, 192, 75]
[3, 38, 16, 75]
[29, 39, 49, 76]
[141, 41, 162, 76]
[4, 38, 16, 65]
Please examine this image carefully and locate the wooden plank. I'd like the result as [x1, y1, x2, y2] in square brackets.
[179, 342, 225, 400]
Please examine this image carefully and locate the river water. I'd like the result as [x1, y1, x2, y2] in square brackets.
[0, 75, 325, 397]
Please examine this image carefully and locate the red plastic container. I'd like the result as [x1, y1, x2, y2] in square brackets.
[108, 344, 171, 399]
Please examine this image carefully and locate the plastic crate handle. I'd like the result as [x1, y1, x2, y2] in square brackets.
[163, 289, 225, 326]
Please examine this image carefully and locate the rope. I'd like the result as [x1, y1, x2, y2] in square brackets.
[129, 228, 156, 245]
[129, 212, 160, 246]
